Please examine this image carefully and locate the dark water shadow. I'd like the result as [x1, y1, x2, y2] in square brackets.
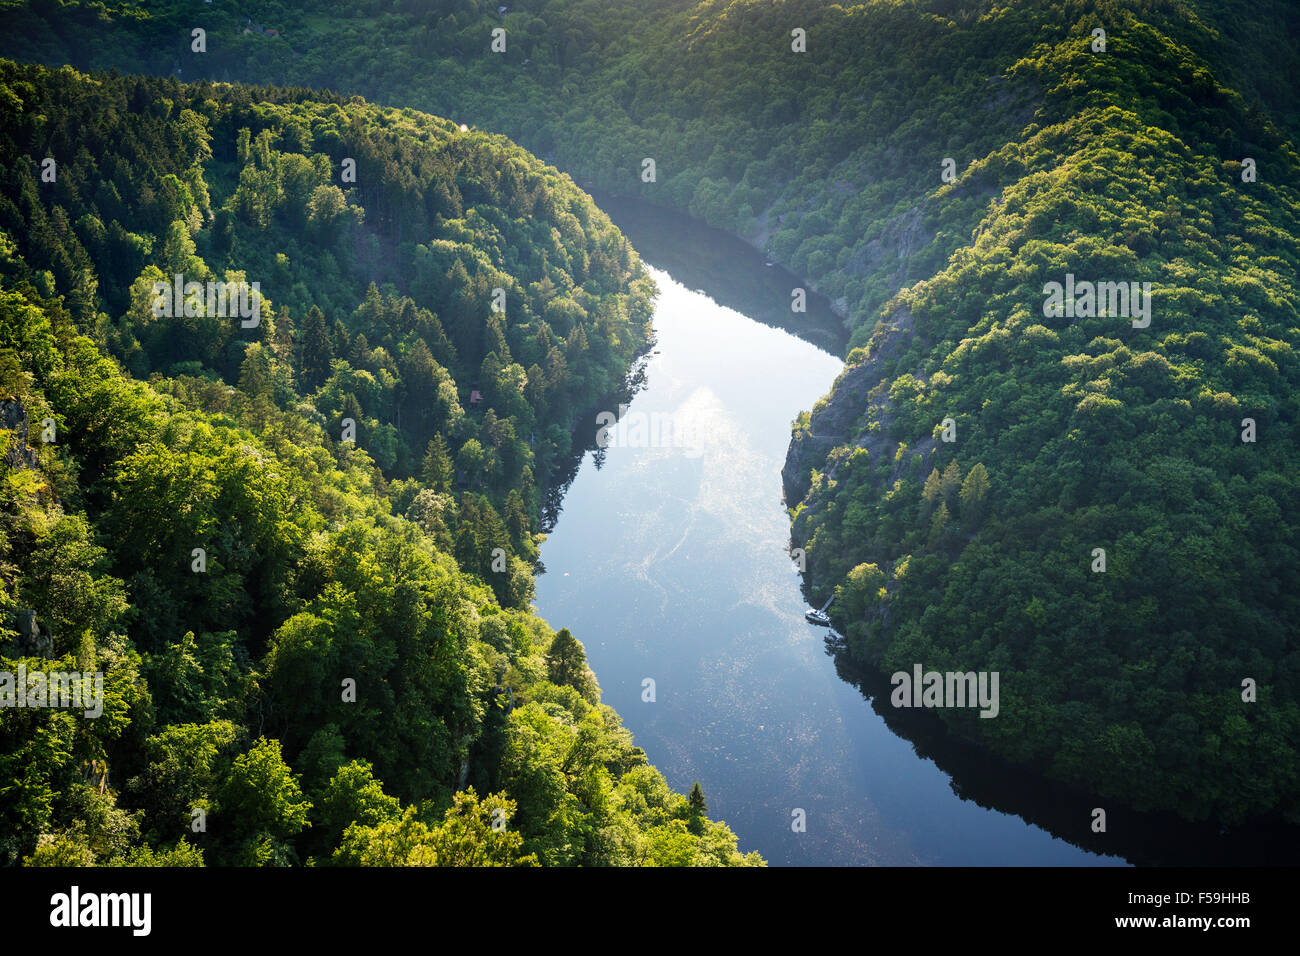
[538, 360, 648, 536]
[823, 631, 1300, 866]
[591, 192, 849, 357]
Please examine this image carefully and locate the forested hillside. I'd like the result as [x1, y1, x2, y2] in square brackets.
[3, 0, 1299, 835]
[782, 14, 1300, 825]
[4, 0, 1297, 341]
[0, 60, 761, 866]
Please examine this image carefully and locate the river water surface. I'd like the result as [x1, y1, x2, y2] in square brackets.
[535, 199, 1119, 866]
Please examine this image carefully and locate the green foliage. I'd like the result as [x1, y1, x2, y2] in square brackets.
[545, 627, 598, 704]
[779, 4, 1300, 825]
[13, 0, 1294, 845]
[333, 790, 536, 867]
[219, 737, 312, 842]
[0, 59, 757, 867]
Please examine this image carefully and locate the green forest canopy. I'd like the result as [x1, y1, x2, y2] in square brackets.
[2, 0, 1299, 832]
[0, 60, 760, 866]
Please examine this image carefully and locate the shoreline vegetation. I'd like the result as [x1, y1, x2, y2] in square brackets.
[0, 58, 761, 866]
[1, 0, 1298, 853]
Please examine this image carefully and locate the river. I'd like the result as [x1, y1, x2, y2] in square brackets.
[534, 197, 1120, 866]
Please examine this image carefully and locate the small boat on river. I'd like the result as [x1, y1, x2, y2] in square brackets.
[805, 594, 833, 626]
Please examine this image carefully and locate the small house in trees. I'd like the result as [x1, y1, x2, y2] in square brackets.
[469, 384, 483, 408]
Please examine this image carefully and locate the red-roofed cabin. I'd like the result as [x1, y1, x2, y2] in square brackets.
[469, 389, 483, 406]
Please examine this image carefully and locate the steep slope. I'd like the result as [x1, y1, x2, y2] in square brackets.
[0, 60, 761, 866]
[3, 0, 1297, 341]
[4, 0, 1298, 830]
[784, 19, 1300, 824]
